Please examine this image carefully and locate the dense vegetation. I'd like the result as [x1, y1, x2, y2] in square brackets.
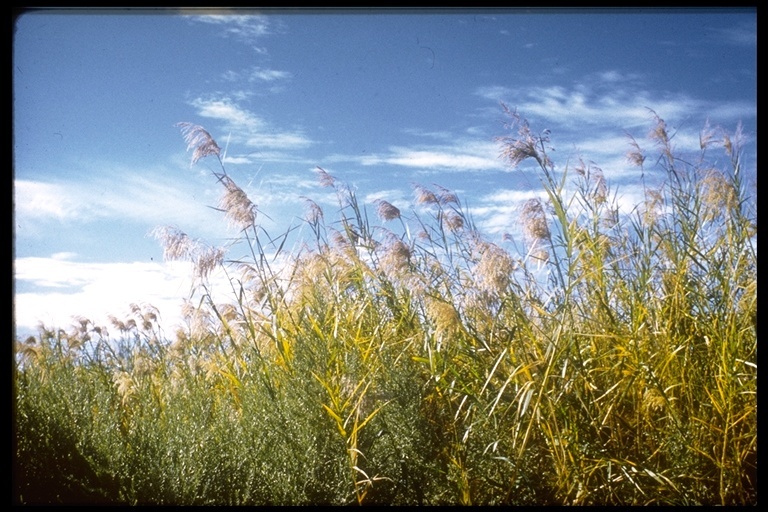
[14, 108, 756, 505]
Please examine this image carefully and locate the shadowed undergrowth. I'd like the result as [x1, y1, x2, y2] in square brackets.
[14, 108, 756, 505]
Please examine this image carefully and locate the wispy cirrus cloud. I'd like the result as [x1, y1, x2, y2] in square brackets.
[479, 83, 689, 131]
[190, 97, 266, 131]
[476, 70, 752, 130]
[245, 133, 312, 149]
[222, 66, 292, 83]
[475, 70, 755, 183]
[184, 12, 274, 51]
[14, 180, 86, 222]
[714, 20, 757, 46]
[248, 67, 292, 82]
[14, 166, 224, 239]
[355, 143, 504, 172]
[188, 96, 313, 153]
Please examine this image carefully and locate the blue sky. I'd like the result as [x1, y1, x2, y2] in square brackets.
[13, 8, 757, 339]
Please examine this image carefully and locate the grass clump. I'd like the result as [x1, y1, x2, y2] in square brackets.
[14, 107, 756, 505]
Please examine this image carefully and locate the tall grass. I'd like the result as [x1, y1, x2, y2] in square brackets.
[14, 107, 756, 505]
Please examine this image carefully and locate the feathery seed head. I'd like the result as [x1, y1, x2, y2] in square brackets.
[375, 199, 401, 221]
[113, 371, 135, 406]
[574, 159, 587, 177]
[329, 228, 352, 249]
[144, 305, 159, 324]
[17, 338, 42, 364]
[699, 118, 717, 150]
[722, 122, 744, 158]
[530, 246, 549, 262]
[132, 348, 153, 379]
[625, 134, 646, 168]
[180, 299, 215, 338]
[647, 110, 675, 160]
[442, 210, 465, 232]
[219, 175, 257, 230]
[194, 245, 225, 280]
[642, 188, 664, 225]
[649, 114, 669, 147]
[217, 303, 239, 323]
[520, 198, 550, 243]
[426, 298, 461, 338]
[413, 184, 439, 205]
[475, 240, 515, 293]
[497, 104, 550, 169]
[151, 226, 198, 262]
[302, 197, 324, 224]
[181, 299, 198, 321]
[602, 206, 620, 230]
[700, 169, 738, 221]
[498, 129, 541, 168]
[591, 167, 608, 204]
[520, 199, 550, 263]
[380, 235, 411, 278]
[315, 166, 336, 188]
[176, 122, 221, 165]
[434, 184, 459, 205]
[389, 238, 411, 262]
[108, 315, 126, 333]
[150, 226, 224, 280]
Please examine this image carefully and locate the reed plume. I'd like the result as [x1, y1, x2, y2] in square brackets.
[219, 175, 257, 230]
[375, 199, 401, 222]
[625, 133, 646, 168]
[413, 183, 439, 205]
[176, 122, 221, 165]
[315, 166, 336, 188]
[520, 198, 550, 261]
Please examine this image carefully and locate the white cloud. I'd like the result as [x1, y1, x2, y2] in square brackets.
[189, 97, 313, 151]
[14, 180, 89, 221]
[190, 97, 266, 131]
[513, 87, 656, 129]
[14, 257, 197, 335]
[185, 12, 272, 48]
[13, 251, 288, 338]
[223, 155, 253, 165]
[14, 170, 224, 239]
[701, 102, 756, 124]
[476, 73, 756, 191]
[248, 67, 291, 82]
[245, 132, 312, 149]
[401, 128, 454, 140]
[221, 67, 292, 84]
[475, 85, 514, 102]
[477, 73, 726, 134]
[715, 21, 756, 46]
[51, 251, 78, 261]
[479, 189, 546, 204]
[359, 145, 504, 172]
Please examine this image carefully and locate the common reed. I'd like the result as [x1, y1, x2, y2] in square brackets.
[15, 110, 755, 505]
